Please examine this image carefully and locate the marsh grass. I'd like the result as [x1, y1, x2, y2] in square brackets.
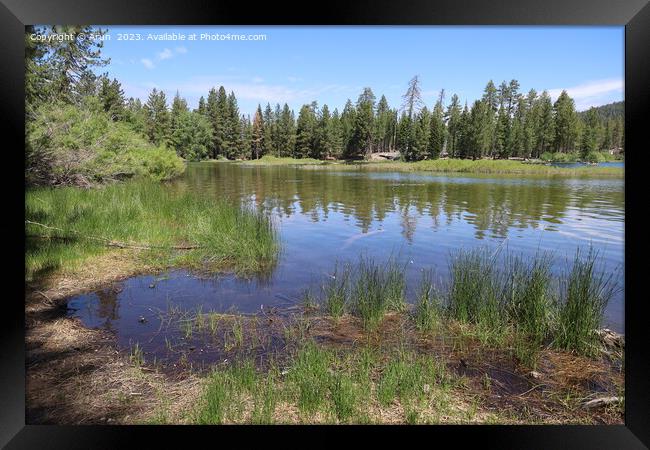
[25, 180, 279, 280]
[414, 269, 442, 333]
[448, 247, 504, 333]
[236, 156, 622, 177]
[345, 256, 407, 330]
[504, 253, 554, 345]
[322, 262, 351, 318]
[554, 248, 619, 356]
[312, 246, 617, 356]
[194, 341, 456, 424]
[129, 341, 144, 368]
[287, 342, 332, 415]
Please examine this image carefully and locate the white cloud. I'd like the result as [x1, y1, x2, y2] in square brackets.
[123, 75, 354, 109]
[548, 78, 623, 111]
[175, 46, 187, 54]
[252, 76, 264, 83]
[141, 58, 155, 70]
[157, 48, 173, 60]
[287, 76, 302, 83]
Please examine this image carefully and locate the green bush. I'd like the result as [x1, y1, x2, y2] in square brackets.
[26, 98, 184, 186]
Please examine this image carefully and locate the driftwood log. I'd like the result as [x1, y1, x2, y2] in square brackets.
[25, 220, 202, 250]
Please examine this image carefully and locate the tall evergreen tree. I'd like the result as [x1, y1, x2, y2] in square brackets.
[196, 96, 207, 116]
[98, 76, 125, 121]
[580, 107, 601, 157]
[340, 100, 357, 158]
[277, 104, 296, 157]
[251, 105, 265, 159]
[375, 95, 394, 152]
[401, 75, 425, 120]
[328, 109, 345, 159]
[428, 90, 446, 159]
[295, 103, 318, 158]
[348, 88, 376, 159]
[445, 94, 462, 157]
[223, 91, 242, 159]
[261, 103, 275, 156]
[553, 90, 579, 153]
[144, 88, 169, 146]
[536, 90, 555, 156]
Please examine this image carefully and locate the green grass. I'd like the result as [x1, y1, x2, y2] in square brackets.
[554, 248, 619, 356]
[193, 342, 457, 424]
[233, 156, 623, 177]
[25, 180, 279, 281]
[238, 155, 331, 166]
[414, 270, 441, 333]
[504, 253, 554, 345]
[351, 256, 406, 330]
[448, 247, 504, 333]
[311, 246, 618, 356]
[322, 262, 351, 318]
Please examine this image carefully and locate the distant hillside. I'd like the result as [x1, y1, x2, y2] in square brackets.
[579, 101, 624, 120]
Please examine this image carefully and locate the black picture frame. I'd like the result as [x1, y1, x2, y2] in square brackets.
[2, 0, 648, 448]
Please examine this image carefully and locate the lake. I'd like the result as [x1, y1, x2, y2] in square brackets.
[67, 162, 625, 355]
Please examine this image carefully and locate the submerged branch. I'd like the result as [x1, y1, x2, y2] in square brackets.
[25, 220, 203, 250]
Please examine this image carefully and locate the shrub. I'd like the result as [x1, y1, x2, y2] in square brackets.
[26, 98, 184, 186]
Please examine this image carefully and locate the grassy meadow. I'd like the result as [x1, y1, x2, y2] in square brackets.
[234, 155, 623, 177]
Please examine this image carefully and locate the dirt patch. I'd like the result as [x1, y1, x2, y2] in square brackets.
[25, 316, 203, 424]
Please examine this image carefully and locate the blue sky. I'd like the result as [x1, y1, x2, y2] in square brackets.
[94, 26, 624, 115]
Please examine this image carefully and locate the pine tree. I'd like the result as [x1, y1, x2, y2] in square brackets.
[295, 103, 318, 158]
[396, 112, 412, 158]
[205, 88, 220, 158]
[26, 25, 109, 107]
[277, 104, 296, 157]
[456, 103, 470, 158]
[314, 104, 336, 159]
[523, 89, 539, 158]
[428, 90, 446, 159]
[580, 107, 601, 157]
[125, 97, 147, 136]
[445, 94, 462, 157]
[328, 109, 344, 159]
[510, 96, 527, 157]
[96, 77, 125, 121]
[375, 95, 394, 152]
[401, 75, 425, 120]
[251, 105, 265, 159]
[240, 114, 252, 160]
[261, 103, 274, 156]
[340, 100, 356, 158]
[144, 88, 169, 146]
[407, 107, 430, 161]
[223, 91, 242, 159]
[197, 96, 207, 116]
[348, 88, 376, 159]
[553, 90, 579, 153]
[536, 90, 555, 156]
[169, 111, 212, 160]
[482, 81, 498, 157]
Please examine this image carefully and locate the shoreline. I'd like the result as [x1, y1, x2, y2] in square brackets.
[229, 156, 624, 177]
[25, 251, 624, 425]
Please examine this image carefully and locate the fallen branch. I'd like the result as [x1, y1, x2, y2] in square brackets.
[581, 396, 620, 410]
[25, 220, 202, 250]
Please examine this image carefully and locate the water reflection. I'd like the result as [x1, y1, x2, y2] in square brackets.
[177, 163, 623, 242]
[69, 163, 625, 336]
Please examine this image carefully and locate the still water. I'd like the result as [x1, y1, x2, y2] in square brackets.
[68, 163, 625, 350]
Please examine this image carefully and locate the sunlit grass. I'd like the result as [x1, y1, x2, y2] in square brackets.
[25, 180, 279, 280]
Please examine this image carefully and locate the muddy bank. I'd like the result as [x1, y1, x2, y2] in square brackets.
[25, 259, 624, 424]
